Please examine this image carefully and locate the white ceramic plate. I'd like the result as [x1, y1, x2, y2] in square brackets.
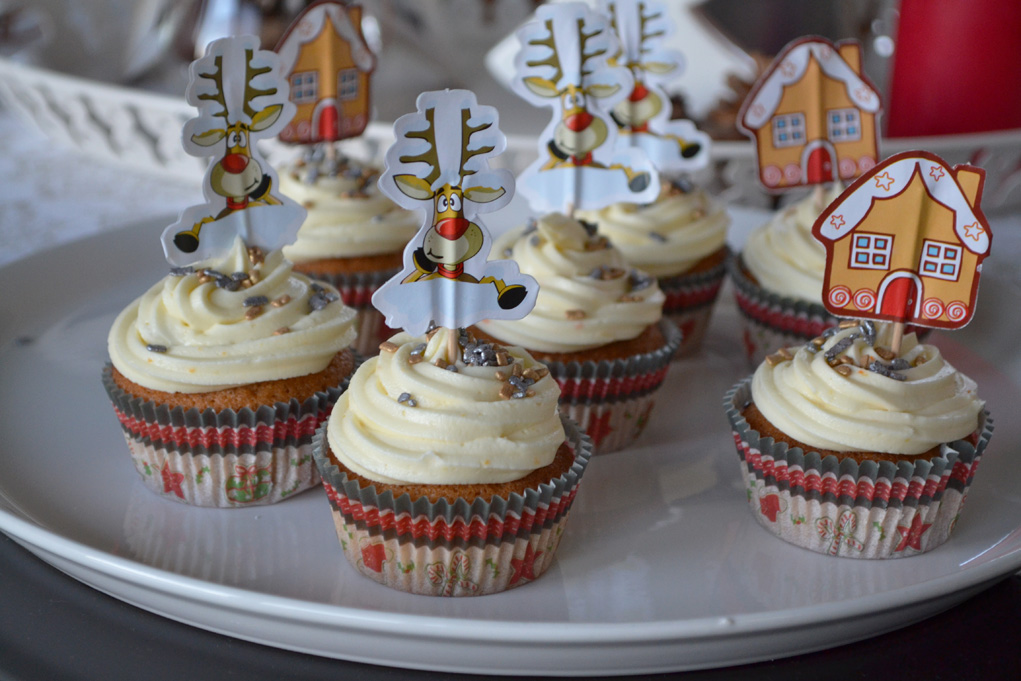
[2, 212, 1021, 676]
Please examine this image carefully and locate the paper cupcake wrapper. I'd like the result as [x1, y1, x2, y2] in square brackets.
[543, 318, 682, 454]
[313, 415, 593, 596]
[724, 377, 993, 558]
[103, 363, 353, 507]
[658, 246, 731, 358]
[727, 256, 929, 366]
[303, 267, 399, 357]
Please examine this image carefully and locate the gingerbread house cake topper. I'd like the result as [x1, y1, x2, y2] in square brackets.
[738, 36, 882, 192]
[512, 1, 659, 213]
[602, 0, 710, 173]
[161, 35, 304, 266]
[371, 89, 538, 336]
[275, 0, 375, 144]
[812, 150, 992, 329]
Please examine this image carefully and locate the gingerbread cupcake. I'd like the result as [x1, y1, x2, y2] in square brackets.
[725, 320, 992, 558]
[104, 237, 358, 506]
[279, 155, 419, 356]
[476, 212, 681, 453]
[314, 327, 592, 595]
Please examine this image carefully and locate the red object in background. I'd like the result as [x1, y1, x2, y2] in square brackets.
[887, 0, 1021, 136]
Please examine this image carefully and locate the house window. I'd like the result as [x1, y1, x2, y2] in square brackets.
[919, 239, 962, 281]
[849, 232, 893, 270]
[771, 113, 805, 148]
[827, 108, 861, 143]
[338, 68, 359, 100]
[290, 71, 318, 104]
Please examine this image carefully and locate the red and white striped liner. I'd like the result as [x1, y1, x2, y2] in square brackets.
[658, 246, 730, 358]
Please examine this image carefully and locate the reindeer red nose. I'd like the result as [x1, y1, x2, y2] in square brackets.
[434, 217, 470, 240]
[629, 82, 649, 102]
[221, 153, 249, 175]
[564, 111, 594, 132]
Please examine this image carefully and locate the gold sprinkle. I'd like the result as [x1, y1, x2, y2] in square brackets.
[496, 351, 510, 367]
[495, 370, 508, 381]
[339, 191, 352, 199]
[874, 346, 895, 361]
[810, 336, 826, 347]
[522, 367, 539, 381]
[777, 347, 793, 360]
[600, 267, 625, 280]
[245, 305, 263, 320]
[525, 389, 535, 398]
[247, 246, 265, 265]
[584, 236, 610, 251]
[198, 273, 213, 284]
[619, 294, 643, 302]
[499, 383, 515, 399]
[379, 341, 399, 353]
[272, 294, 290, 307]
[836, 355, 855, 365]
[290, 171, 301, 180]
[241, 278, 254, 289]
[860, 354, 872, 368]
[408, 354, 424, 365]
[302, 200, 316, 209]
[273, 326, 290, 335]
[566, 309, 587, 320]
[426, 327, 440, 340]
[433, 358, 449, 369]
[532, 366, 549, 380]
[248, 269, 262, 285]
[834, 364, 853, 376]
[691, 209, 706, 220]
[838, 319, 859, 329]
[765, 353, 784, 366]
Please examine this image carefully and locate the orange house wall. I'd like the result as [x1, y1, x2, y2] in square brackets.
[289, 12, 370, 130]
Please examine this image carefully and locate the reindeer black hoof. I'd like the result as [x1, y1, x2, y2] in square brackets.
[413, 248, 437, 273]
[681, 143, 702, 159]
[174, 232, 200, 253]
[497, 285, 527, 310]
[628, 172, 651, 193]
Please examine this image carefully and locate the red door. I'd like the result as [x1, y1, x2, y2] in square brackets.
[318, 106, 339, 141]
[880, 276, 920, 320]
[806, 147, 833, 184]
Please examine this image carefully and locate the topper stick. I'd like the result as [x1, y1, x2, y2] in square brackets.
[447, 327, 459, 363]
[813, 184, 825, 211]
[890, 321, 905, 356]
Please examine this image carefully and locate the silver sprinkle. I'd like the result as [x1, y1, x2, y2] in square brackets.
[648, 232, 667, 243]
[244, 295, 269, 307]
[169, 266, 193, 277]
[868, 361, 907, 381]
[146, 344, 168, 353]
[824, 334, 857, 361]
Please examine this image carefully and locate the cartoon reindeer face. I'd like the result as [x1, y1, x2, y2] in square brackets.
[605, 0, 677, 132]
[190, 52, 284, 205]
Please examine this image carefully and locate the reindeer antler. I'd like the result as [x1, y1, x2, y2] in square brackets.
[398, 107, 442, 187]
[579, 18, 609, 77]
[242, 48, 277, 120]
[525, 19, 564, 87]
[637, 2, 666, 54]
[196, 55, 228, 120]
[459, 109, 495, 179]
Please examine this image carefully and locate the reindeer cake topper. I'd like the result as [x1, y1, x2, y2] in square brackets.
[371, 89, 538, 336]
[812, 150, 992, 332]
[737, 36, 882, 192]
[161, 35, 304, 266]
[513, 1, 659, 213]
[602, 0, 710, 173]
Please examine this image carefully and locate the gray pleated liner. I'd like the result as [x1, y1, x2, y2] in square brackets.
[102, 361, 354, 507]
[724, 377, 993, 558]
[658, 246, 730, 358]
[542, 317, 682, 455]
[313, 415, 594, 596]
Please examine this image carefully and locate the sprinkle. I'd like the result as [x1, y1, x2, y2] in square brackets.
[463, 339, 500, 366]
[445, 364, 459, 373]
[198, 273, 213, 284]
[231, 271, 249, 282]
[838, 319, 859, 329]
[216, 277, 240, 292]
[273, 326, 290, 335]
[690, 209, 706, 220]
[584, 236, 610, 251]
[888, 358, 911, 371]
[511, 362, 523, 377]
[804, 342, 820, 354]
[579, 219, 598, 237]
[247, 246, 265, 265]
[529, 235, 542, 247]
[628, 271, 653, 291]
[532, 366, 549, 380]
[302, 200, 316, 209]
[859, 320, 876, 345]
[397, 392, 418, 407]
[503, 247, 514, 258]
[810, 336, 826, 347]
[566, 309, 586, 320]
[433, 358, 449, 370]
[248, 270, 261, 285]
[777, 347, 793, 360]
[765, 353, 786, 366]
[525, 389, 535, 397]
[648, 232, 667, 243]
[495, 370, 508, 381]
[874, 346, 895, 361]
[834, 364, 853, 376]
[308, 293, 331, 311]
[824, 334, 857, 362]
[146, 344, 168, 353]
[619, 294, 643, 302]
[425, 325, 440, 340]
[868, 361, 906, 381]
[170, 266, 193, 277]
[244, 305, 263, 320]
[522, 367, 539, 381]
[822, 326, 841, 338]
[371, 214, 385, 223]
[496, 350, 510, 366]
[379, 341, 399, 353]
[244, 295, 269, 307]
[837, 355, 854, 365]
[522, 218, 538, 234]
[272, 295, 290, 307]
[499, 383, 516, 399]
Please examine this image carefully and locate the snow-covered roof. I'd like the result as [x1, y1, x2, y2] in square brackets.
[816, 153, 990, 255]
[276, 3, 374, 76]
[740, 38, 881, 131]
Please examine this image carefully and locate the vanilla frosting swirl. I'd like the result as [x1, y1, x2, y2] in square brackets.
[742, 185, 843, 302]
[478, 213, 665, 353]
[279, 161, 419, 260]
[109, 237, 357, 393]
[751, 325, 983, 454]
[576, 185, 729, 277]
[328, 329, 565, 485]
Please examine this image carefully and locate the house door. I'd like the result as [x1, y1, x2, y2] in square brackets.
[879, 275, 921, 320]
[805, 147, 833, 183]
[318, 105, 339, 140]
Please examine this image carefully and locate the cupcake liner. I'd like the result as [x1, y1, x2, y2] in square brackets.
[313, 415, 593, 596]
[543, 318, 682, 454]
[724, 377, 993, 558]
[103, 364, 353, 507]
[658, 246, 731, 358]
[303, 267, 399, 357]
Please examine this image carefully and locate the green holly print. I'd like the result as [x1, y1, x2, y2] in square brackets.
[195, 466, 211, 484]
[225, 463, 272, 503]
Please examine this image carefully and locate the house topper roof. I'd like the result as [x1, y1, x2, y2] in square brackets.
[276, 1, 374, 76]
[740, 37, 881, 131]
[816, 152, 991, 255]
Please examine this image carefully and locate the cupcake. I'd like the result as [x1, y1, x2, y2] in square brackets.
[313, 327, 592, 596]
[279, 154, 419, 356]
[104, 237, 359, 507]
[577, 177, 730, 356]
[724, 320, 992, 558]
[728, 186, 843, 364]
[475, 212, 681, 454]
